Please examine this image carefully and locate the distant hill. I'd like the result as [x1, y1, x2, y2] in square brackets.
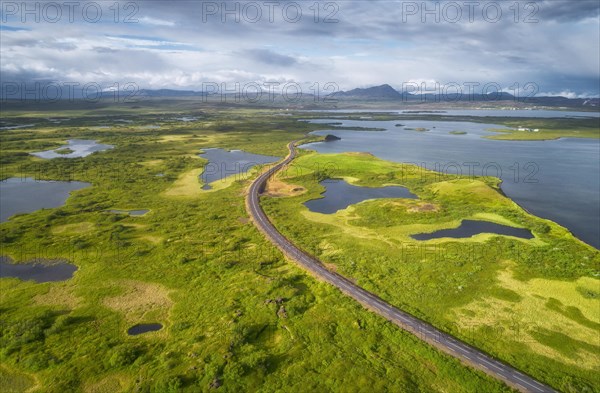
[334, 84, 402, 99]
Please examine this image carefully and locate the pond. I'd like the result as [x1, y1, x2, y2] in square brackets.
[127, 323, 163, 335]
[0, 256, 77, 282]
[305, 179, 417, 214]
[301, 117, 600, 248]
[174, 116, 198, 122]
[0, 177, 90, 222]
[31, 139, 114, 159]
[0, 123, 36, 130]
[411, 220, 534, 241]
[199, 148, 279, 190]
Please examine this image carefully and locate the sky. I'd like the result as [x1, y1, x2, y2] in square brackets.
[1, 0, 599, 98]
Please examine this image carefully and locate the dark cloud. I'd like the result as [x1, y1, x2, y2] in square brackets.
[241, 49, 298, 66]
[537, 0, 600, 22]
[92, 46, 119, 53]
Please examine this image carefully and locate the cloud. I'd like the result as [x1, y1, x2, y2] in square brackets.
[0, 0, 598, 96]
[536, 0, 600, 22]
[139, 16, 175, 26]
[240, 49, 298, 66]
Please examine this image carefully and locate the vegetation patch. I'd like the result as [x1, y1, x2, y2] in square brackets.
[55, 148, 75, 155]
[451, 265, 600, 369]
[102, 280, 173, 325]
[52, 222, 95, 235]
[84, 373, 132, 393]
[33, 284, 81, 309]
[0, 365, 37, 393]
[162, 168, 204, 198]
[264, 173, 306, 197]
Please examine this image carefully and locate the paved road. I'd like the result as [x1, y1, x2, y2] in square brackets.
[246, 141, 557, 393]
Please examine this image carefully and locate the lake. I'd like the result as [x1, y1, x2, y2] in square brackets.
[309, 109, 600, 118]
[199, 148, 279, 190]
[0, 256, 77, 282]
[301, 118, 600, 248]
[305, 179, 417, 214]
[31, 139, 114, 159]
[0, 177, 90, 222]
[411, 220, 534, 241]
[127, 323, 163, 335]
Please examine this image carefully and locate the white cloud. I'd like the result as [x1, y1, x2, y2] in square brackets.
[139, 16, 175, 26]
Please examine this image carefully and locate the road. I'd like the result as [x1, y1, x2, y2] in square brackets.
[246, 141, 557, 393]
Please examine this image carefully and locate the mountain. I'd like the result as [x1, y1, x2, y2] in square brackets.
[334, 84, 402, 99]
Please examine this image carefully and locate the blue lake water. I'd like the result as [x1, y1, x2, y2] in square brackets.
[0, 177, 90, 222]
[0, 256, 77, 282]
[308, 109, 600, 118]
[199, 148, 279, 190]
[305, 179, 417, 214]
[411, 220, 534, 241]
[31, 139, 113, 159]
[301, 119, 600, 248]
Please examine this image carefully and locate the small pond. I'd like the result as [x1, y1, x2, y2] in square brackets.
[31, 139, 114, 159]
[411, 220, 534, 240]
[0, 256, 77, 282]
[174, 116, 198, 122]
[199, 148, 279, 190]
[0, 177, 90, 222]
[304, 179, 417, 214]
[127, 323, 163, 335]
[0, 124, 36, 130]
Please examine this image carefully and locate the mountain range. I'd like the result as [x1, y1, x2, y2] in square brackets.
[332, 84, 599, 107]
[1, 84, 598, 108]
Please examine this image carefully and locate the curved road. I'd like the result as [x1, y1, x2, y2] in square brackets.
[246, 141, 557, 393]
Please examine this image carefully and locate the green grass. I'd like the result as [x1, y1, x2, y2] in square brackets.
[54, 148, 75, 155]
[262, 150, 600, 392]
[0, 365, 36, 392]
[0, 104, 513, 392]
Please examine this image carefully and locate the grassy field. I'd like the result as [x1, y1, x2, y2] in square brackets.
[262, 151, 600, 392]
[0, 103, 516, 392]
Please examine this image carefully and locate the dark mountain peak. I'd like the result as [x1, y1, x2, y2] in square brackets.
[334, 84, 401, 99]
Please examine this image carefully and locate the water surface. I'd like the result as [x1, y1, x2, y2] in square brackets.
[0, 256, 77, 282]
[127, 323, 163, 335]
[31, 139, 113, 159]
[305, 179, 417, 214]
[199, 148, 279, 190]
[308, 109, 600, 118]
[174, 116, 198, 122]
[0, 177, 90, 222]
[411, 220, 533, 240]
[301, 118, 600, 248]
